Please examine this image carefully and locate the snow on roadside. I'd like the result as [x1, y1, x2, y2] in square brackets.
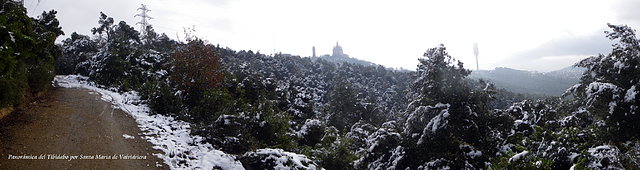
[122, 134, 135, 139]
[54, 75, 244, 170]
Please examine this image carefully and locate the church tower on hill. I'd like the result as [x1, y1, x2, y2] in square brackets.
[332, 41, 347, 58]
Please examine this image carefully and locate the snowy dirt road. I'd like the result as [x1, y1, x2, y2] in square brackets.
[0, 87, 168, 170]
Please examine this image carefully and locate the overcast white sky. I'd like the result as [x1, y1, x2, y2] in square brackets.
[24, 0, 640, 72]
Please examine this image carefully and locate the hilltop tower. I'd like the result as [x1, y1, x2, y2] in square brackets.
[312, 46, 316, 57]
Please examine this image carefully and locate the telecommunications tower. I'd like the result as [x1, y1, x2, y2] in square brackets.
[473, 43, 479, 71]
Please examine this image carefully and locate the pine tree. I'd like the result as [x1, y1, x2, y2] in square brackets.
[568, 24, 640, 142]
[56, 32, 97, 75]
[1, 1, 63, 106]
[85, 12, 143, 90]
[396, 45, 494, 169]
[91, 12, 114, 40]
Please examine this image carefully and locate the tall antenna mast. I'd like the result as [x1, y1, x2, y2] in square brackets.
[135, 4, 153, 36]
[473, 43, 479, 71]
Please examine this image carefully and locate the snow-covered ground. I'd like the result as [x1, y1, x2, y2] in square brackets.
[54, 75, 245, 170]
[122, 134, 135, 139]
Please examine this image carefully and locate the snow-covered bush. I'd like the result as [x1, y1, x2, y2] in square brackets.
[297, 119, 326, 147]
[308, 126, 357, 170]
[239, 148, 318, 170]
[354, 123, 402, 170]
[584, 145, 624, 169]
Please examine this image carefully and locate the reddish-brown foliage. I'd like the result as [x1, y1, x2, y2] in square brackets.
[169, 39, 224, 94]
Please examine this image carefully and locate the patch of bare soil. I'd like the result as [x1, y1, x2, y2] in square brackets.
[0, 87, 168, 170]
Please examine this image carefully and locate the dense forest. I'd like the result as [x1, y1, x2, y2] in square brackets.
[3, 0, 640, 168]
[469, 67, 583, 96]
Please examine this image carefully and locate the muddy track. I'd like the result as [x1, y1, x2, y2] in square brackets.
[0, 87, 169, 170]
